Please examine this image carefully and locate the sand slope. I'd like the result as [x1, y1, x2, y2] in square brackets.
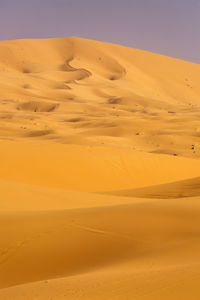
[1, 37, 200, 158]
[106, 176, 200, 199]
[1, 194, 200, 299]
[1, 140, 200, 192]
[1, 37, 200, 299]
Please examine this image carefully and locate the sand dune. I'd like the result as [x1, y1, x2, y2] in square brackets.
[1, 37, 200, 299]
[1, 196, 200, 298]
[0, 179, 149, 212]
[1, 37, 200, 157]
[105, 176, 200, 199]
[1, 140, 200, 192]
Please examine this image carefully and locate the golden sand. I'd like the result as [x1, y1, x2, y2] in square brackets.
[0, 37, 200, 299]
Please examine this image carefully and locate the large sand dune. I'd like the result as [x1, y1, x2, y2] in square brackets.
[1, 37, 200, 299]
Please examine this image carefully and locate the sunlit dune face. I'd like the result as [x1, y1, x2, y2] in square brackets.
[0, 37, 200, 158]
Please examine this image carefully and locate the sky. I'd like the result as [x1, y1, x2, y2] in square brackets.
[0, 0, 199, 63]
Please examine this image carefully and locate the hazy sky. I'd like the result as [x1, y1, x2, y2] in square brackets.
[0, 0, 199, 63]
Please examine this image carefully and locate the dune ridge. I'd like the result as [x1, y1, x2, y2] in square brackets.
[1, 37, 200, 299]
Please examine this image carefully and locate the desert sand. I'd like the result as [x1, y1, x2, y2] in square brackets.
[0, 37, 200, 299]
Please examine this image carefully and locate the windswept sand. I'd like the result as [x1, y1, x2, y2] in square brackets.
[1, 37, 200, 299]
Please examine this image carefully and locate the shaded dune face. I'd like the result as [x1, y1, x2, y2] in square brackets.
[59, 57, 92, 80]
[17, 101, 59, 112]
[105, 176, 200, 199]
[1, 37, 200, 300]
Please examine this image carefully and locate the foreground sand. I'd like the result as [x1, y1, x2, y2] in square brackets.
[1, 37, 200, 299]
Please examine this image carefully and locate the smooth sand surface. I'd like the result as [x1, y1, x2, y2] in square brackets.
[1, 37, 200, 299]
[106, 176, 200, 199]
